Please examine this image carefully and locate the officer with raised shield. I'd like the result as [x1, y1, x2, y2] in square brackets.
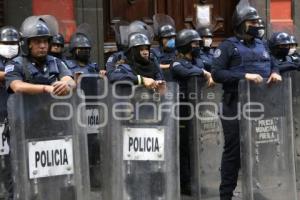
[152, 14, 177, 81]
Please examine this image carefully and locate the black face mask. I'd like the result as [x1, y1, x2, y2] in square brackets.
[191, 47, 201, 58]
[75, 49, 90, 63]
[246, 26, 264, 38]
[275, 47, 290, 58]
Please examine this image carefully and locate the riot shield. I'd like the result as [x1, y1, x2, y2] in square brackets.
[102, 82, 180, 200]
[113, 20, 130, 51]
[239, 78, 297, 200]
[153, 14, 175, 37]
[128, 20, 154, 43]
[77, 74, 107, 198]
[0, 120, 10, 199]
[186, 76, 223, 199]
[76, 23, 94, 44]
[286, 71, 300, 191]
[119, 25, 129, 50]
[7, 93, 90, 200]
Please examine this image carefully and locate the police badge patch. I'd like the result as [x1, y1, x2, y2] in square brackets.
[4, 64, 14, 73]
[214, 49, 221, 58]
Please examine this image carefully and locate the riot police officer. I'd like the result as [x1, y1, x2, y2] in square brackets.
[0, 26, 19, 121]
[269, 32, 299, 73]
[106, 20, 156, 74]
[211, 6, 281, 200]
[197, 27, 214, 72]
[171, 29, 213, 90]
[5, 16, 75, 96]
[49, 33, 65, 59]
[107, 32, 165, 90]
[170, 28, 213, 195]
[152, 14, 177, 81]
[0, 25, 20, 200]
[66, 32, 99, 77]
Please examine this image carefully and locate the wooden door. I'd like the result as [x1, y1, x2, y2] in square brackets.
[103, 0, 239, 51]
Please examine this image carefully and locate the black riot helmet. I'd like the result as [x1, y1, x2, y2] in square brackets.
[232, 6, 260, 31]
[0, 26, 20, 43]
[269, 32, 291, 47]
[158, 24, 176, 38]
[176, 29, 201, 48]
[19, 16, 52, 55]
[69, 33, 91, 52]
[197, 27, 213, 38]
[269, 32, 291, 58]
[128, 32, 151, 49]
[176, 29, 201, 54]
[51, 33, 64, 46]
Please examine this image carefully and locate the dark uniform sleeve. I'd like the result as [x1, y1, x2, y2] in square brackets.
[4, 62, 24, 92]
[0, 62, 4, 71]
[107, 64, 138, 84]
[211, 40, 246, 83]
[273, 56, 299, 73]
[193, 57, 205, 69]
[170, 61, 204, 79]
[106, 52, 124, 73]
[155, 66, 164, 81]
[57, 59, 73, 79]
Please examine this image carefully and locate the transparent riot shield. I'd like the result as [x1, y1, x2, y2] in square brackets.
[153, 14, 175, 37]
[0, 86, 10, 199]
[186, 76, 223, 199]
[102, 82, 180, 200]
[0, 121, 10, 199]
[239, 78, 297, 200]
[77, 74, 107, 199]
[7, 93, 90, 200]
[287, 71, 300, 191]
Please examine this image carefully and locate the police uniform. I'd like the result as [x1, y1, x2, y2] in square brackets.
[5, 55, 72, 92]
[199, 48, 214, 72]
[212, 36, 277, 199]
[107, 63, 163, 83]
[65, 59, 99, 75]
[105, 51, 126, 73]
[171, 57, 205, 91]
[272, 55, 300, 73]
[170, 56, 206, 195]
[151, 47, 176, 81]
[268, 32, 300, 74]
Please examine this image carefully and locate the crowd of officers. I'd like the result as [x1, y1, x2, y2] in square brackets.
[0, 4, 300, 200]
